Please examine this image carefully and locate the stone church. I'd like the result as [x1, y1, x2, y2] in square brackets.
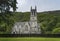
[12, 6, 41, 34]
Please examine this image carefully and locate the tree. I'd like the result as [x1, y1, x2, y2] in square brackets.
[52, 28, 60, 34]
[0, 0, 17, 34]
[46, 16, 57, 31]
[0, 0, 17, 13]
[12, 0, 17, 12]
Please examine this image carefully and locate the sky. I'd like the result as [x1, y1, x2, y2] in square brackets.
[16, 0, 60, 12]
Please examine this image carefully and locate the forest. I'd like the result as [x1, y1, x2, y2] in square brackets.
[0, 10, 60, 34]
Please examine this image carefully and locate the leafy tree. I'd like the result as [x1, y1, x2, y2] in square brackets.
[52, 28, 60, 34]
[46, 16, 57, 31]
[0, 0, 17, 13]
[0, 0, 17, 34]
[12, 0, 17, 12]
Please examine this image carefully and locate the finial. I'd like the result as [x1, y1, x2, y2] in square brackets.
[35, 5, 36, 10]
[35, 6, 37, 11]
[31, 6, 32, 11]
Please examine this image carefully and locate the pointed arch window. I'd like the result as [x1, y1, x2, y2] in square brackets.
[25, 25, 28, 31]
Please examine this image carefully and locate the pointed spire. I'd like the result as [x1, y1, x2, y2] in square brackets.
[31, 6, 32, 9]
[35, 6, 36, 9]
[31, 6, 32, 11]
[35, 6, 37, 11]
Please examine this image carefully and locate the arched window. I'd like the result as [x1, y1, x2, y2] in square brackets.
[25, 25, 28, 31]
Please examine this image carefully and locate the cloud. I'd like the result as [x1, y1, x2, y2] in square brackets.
[17, 0, 26, 6]
[16, 0, 60, 12]
[17, 0, 28, 12]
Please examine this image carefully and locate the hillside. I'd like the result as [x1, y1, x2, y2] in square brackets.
[0, 10, 60, 34]
[37, 10, 60, 34]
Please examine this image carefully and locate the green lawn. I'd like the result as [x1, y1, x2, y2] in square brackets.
[0, 37, 60, 41]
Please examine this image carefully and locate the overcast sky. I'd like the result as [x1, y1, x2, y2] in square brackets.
[16, 0, 60, 12]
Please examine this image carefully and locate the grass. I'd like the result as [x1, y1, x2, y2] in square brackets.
[0, 37, 60, 41]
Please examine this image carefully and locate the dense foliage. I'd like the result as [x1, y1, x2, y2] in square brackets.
[0, 0, 17, 34]
[37, 10, 60, 34]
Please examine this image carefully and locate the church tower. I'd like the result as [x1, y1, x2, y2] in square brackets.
[30, 6, 40, 34]
[30, 6, 37, 21]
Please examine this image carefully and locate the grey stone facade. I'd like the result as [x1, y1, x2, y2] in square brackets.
[11, 6, 41, 34]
